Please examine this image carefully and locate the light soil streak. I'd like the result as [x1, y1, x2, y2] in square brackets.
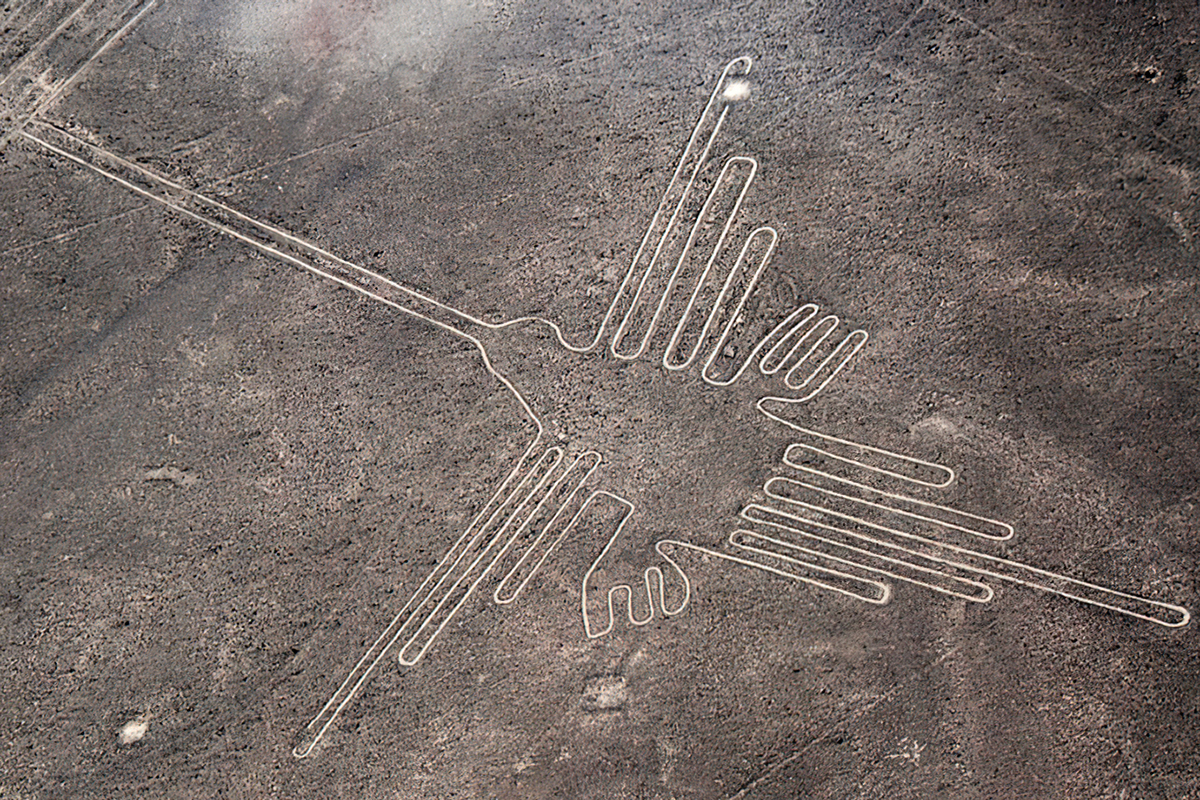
[0, 0, 99, 92]
[0, 204, 148, 257]
[0, 0, 158, 151]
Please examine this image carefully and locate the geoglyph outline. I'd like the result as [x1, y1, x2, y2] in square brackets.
[0, 8, 1189, 763]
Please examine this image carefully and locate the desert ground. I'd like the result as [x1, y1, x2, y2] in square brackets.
[1, 1, 1198, 797]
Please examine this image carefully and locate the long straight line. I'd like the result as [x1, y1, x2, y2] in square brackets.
[18, 121, 543, 431]
[0, 0, 158, 151]
[764, 0, 931, 131]
[928, 0, 1194, 165]
[0, 0, 97, 92]
[19, 120, 489, 338]
[0, 203, 148, 257]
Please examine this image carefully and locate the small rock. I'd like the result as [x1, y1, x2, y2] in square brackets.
[119, 720, 148, 745]
[142, 467, 197, 486]
[582, 676, 627, 711]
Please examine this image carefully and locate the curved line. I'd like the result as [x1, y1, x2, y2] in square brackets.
[784, 329, 870, 398]
[706, 302, 820, 388]
[757, 399, 958, 489]
[554, 57, 753, 355]
[492, 451, 604, 605]
[610, 152, 757, 360]
[657, 538, 891, 605]
[579, 492, 637, 639]
[660, 157, 762, 370]
[732, 527, 994, 603]
[767, 472, 1014, 541]
[762, 315, 838, 376]
[744, 502, 1190, 628]
[646, 557, 691, 617]
[699, 226, 783, 386]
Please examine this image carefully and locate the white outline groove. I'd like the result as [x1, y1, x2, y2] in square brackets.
[5, 41, 1190, 759]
